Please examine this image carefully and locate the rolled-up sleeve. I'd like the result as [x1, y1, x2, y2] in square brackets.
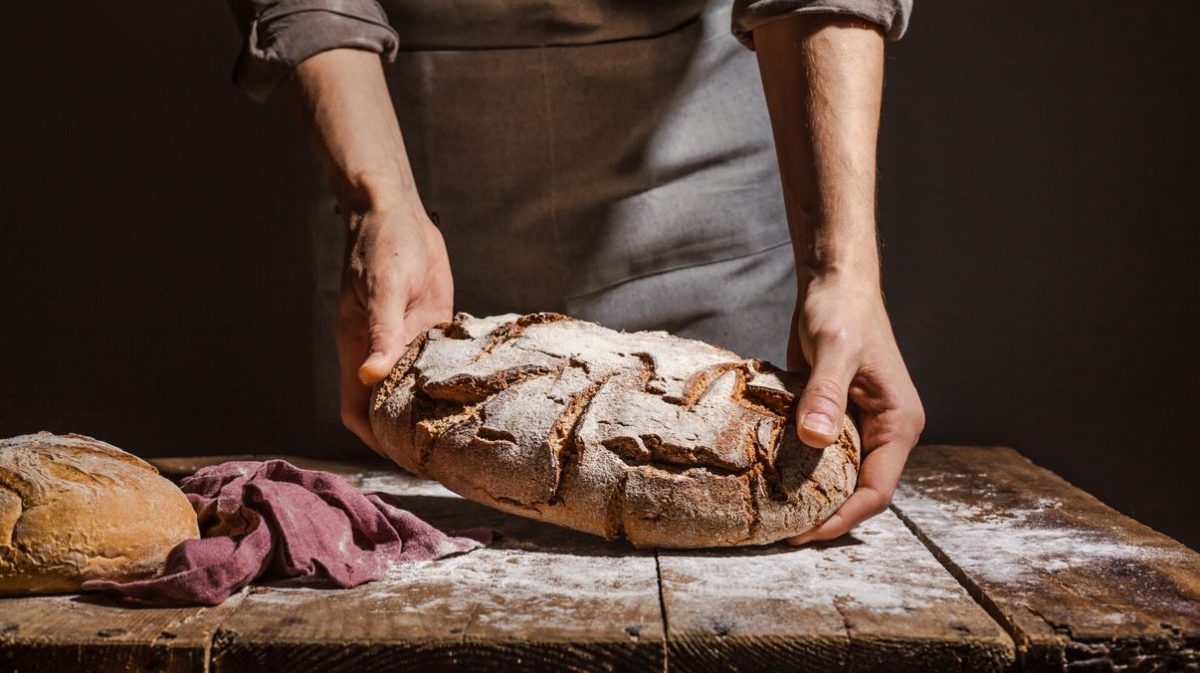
[228, 0, 399, 102]
[732, 0, 912, 49]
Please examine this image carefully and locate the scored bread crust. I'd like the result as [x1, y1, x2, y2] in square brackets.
[0, 432, 199, 595]
[370, 312, 860, 548]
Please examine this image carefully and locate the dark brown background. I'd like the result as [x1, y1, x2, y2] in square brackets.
[1, 3, 1197, 548]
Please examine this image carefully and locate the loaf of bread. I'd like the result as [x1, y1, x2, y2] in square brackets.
[0, 432, 199, 595]
[371, 313, 860, 547]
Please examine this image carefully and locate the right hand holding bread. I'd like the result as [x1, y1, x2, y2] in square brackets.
[784, 274, 925, 546]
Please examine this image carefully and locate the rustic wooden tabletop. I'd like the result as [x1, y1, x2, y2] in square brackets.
[1, 446, 1196, 672]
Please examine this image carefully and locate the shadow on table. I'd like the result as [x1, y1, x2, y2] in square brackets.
[69, 592, 192, 611]
[384, 492, 865, 558]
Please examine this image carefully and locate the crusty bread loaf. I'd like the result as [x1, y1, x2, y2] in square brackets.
[0, 432, 199, 595]
[371, 313, 859, 548]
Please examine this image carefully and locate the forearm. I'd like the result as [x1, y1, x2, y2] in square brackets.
[279, 51, 453, 448]
[281, 49, 423, 218]
[754, 16, 885, 289]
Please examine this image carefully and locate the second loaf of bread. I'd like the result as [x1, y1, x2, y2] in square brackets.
[0, 432, 199, 595]
[370, 312, 859, 547]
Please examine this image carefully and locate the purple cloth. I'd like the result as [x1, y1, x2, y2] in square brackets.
[82, 460, 490, 605]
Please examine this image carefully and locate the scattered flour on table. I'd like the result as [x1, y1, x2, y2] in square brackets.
[364, 507, 970, 619]
[359, 472, 460, 498]
[893, 477, 1176, 586]
[661, 510, 967, 615]
[366, 547, 663, 632]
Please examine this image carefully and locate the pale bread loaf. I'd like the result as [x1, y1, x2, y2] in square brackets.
[371, 313, 860, 547]
[0, 432, 199, 595]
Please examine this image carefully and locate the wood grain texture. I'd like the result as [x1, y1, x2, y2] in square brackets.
[10, 448, 1191, 672]
[209, 469, 665, 673]
[0, 592, 240, 673]
[892, 445, 1200, 671]
[658, 508, 1015, 672]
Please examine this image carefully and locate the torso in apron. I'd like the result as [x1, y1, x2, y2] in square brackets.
[381, 0, 794, 326]
[311, 0, 798, 452]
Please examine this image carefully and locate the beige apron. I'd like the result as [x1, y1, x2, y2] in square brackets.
[310, 0, 797, 448]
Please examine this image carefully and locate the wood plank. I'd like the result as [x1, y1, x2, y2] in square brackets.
[210, 469, 665, 673]
[892, 445, 1200, 671]
[658, 508, 1015, 672]
[0, 593, 241, 673]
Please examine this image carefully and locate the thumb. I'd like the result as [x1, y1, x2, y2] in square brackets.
[358, 276, 411, 386]
[795, 343, 857, 448]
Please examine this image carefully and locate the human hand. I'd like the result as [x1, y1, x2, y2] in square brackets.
[337, 206, 453, 453]
[785, 274, 925, 545]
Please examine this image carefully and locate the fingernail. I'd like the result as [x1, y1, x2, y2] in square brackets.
[801, 412, 836, 436]
[358, 356, 388, 385]
[790, 527, 820, 546]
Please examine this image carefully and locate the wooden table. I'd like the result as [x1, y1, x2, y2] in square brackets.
[1, 446, 1196, 672]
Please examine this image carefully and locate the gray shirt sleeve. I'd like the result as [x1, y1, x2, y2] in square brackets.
[731, 0, 912, 49]
[228, 0, 400, 102]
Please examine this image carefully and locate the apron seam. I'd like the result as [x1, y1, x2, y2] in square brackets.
[392, 14, 704, 54]
[565, 238, 793, 302]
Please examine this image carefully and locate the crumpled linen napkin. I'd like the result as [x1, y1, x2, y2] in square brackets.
[82, 459, 490, 605]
